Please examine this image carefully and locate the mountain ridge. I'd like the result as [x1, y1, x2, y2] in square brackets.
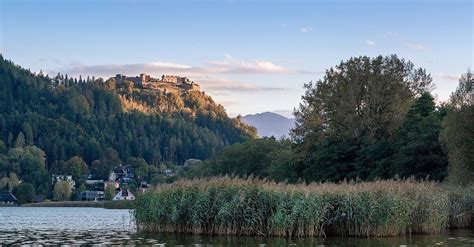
[242, 112, 295, 138]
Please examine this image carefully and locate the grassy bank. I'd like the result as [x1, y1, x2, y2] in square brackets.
[21, 200, 133, 209]
[133, 177, 473, 238]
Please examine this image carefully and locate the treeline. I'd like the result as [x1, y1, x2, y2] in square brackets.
[0, 55, 255, 200]
[185, 55, 473, 185]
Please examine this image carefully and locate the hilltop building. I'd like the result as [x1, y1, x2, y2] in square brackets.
[114, 73, 200, 92]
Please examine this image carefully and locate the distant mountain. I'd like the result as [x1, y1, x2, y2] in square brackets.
[242, 112, 295, 138]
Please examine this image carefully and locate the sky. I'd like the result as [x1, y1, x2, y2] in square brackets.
[1, 0, 472, 118]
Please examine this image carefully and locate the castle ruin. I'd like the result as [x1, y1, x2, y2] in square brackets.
[114, 73, 200, 92]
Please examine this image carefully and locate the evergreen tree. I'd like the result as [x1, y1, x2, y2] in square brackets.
[392, 92, 447, 180]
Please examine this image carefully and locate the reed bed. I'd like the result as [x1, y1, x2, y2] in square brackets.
[133, 177, 473, 238]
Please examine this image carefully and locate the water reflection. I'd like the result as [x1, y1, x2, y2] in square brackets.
[1, 207, 473, 246]
[2, 229, 474, 246]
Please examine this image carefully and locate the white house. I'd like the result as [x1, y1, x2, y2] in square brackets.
[113, 188, 135, 201]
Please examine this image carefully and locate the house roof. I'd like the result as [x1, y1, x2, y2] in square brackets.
[0, 192, 18, 202]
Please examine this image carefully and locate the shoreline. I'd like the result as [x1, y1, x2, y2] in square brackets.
[20, 200, 133, 209]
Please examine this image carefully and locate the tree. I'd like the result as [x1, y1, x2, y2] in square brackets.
[53, 180, 72, 201]
[267, 144, 298, 183]
[105, 182, 116, 200]
[0, 140, 6, 154]
[292, 55, 433, 182]
[128, 157, 149, 180]
[0, 55, 254, 180]
[7, 172, 20, 192]
[14, 182, 35, 204]
[391, 92, 447, 180]
[14, 132, 25, 148]
[64, 156, 89, 182]
[442, 70, 474, 185]
[186, 138, 296, 181]
[0, 177, 9, 191]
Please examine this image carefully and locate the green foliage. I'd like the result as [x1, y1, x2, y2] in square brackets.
[128, 157, 149, 180]
[0, 55, 254, 173]
[50, 156, 89, 183]
[14, 132, 25, 148]
[185, 138, 297, 182]
[105, 183, 116, 200]
[0, 146, 49, 194]
[442, 70, 474, 185]
[133, 177, 471, 237]
[391, 93, 448, 180]
[0, 172, 20, 192]
[291, 55, 449, 182]
[14, 182, 35, 204]
[53, 180, 72, 201]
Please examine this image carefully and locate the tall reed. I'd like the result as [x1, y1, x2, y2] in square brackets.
[133, 177, 473, 237]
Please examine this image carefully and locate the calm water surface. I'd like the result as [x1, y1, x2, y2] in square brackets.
[1, 207, 473, 246]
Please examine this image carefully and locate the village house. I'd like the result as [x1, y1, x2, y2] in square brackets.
[80, 190, 105, 201]
[113, 188, 135, 201]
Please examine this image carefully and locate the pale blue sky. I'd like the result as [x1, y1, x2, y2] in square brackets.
[1, 0, 472, 117]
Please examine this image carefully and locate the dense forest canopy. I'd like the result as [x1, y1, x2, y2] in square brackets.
[0, 55, 256, 198]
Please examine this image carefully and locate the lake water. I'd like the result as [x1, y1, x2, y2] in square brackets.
[1, 207, 473, 246]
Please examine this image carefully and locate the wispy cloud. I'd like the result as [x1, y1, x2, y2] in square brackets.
[200, 78, 286, 94]
[437, 72, 459, 81]
[300, 27, 313, 33]
[54, 55, 295, 78]
[383, 32, 426, 50]
[55, 61, 199, 78]
[365, 40, 376, 46]
[208, 59, 291, 74]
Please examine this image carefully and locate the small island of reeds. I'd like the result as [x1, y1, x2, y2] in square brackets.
[133, 177, 473, 238]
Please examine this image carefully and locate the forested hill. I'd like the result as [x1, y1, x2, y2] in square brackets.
[0, 56, 256, 169]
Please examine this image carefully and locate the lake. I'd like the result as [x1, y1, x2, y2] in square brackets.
[1, 207, 473, 246]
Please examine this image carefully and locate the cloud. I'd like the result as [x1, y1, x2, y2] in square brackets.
[148, 61, 191, 69]
[405, 42, 425, 50]
[383, 32, 426, 50]
[365, 40, 376, 46]
[207, 55, 292, 74]
[199, 78, 286, 94]
[58, 61, 201, 78]
[56, 55, 294, 78]
[437, 72, 459, 81]
[300, 27, 313, 33]
[208, 60, 289, 74]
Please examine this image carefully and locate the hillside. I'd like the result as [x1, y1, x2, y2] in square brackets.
[242, 112, 295, 138]
[0, 56, 256, 172]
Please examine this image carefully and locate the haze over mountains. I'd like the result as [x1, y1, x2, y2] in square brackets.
[242, 112, 295, 138]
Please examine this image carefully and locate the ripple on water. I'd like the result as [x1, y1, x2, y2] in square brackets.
[1, 207, 474, 246]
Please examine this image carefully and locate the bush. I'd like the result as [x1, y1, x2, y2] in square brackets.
[14, 182, 35, 204]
